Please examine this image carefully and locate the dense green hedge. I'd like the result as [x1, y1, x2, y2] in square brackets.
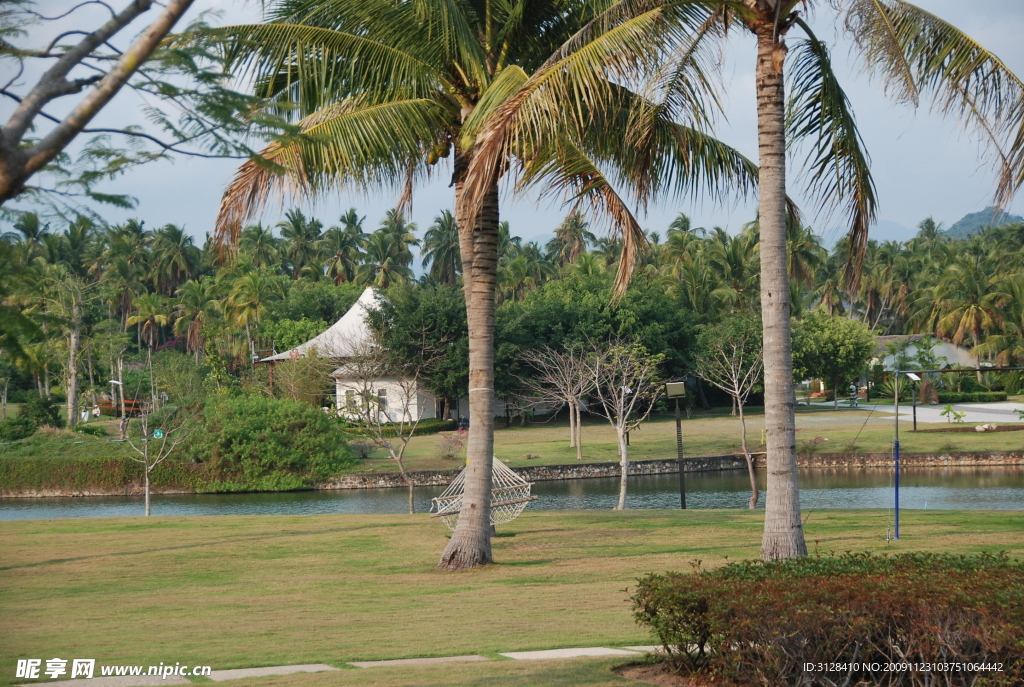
[634, 552, 1024, 686]
[341, 417, 456, 438]
[1, 396, 359, 494]
[937, 391, 1008, 403]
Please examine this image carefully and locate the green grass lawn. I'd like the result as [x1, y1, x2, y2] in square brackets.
[2, 509, 1022, 686]
[7, 405, 1024, 477]
[358, 406, 1024, 473]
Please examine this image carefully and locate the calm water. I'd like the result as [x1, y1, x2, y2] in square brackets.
[1, 467, 1022, 520]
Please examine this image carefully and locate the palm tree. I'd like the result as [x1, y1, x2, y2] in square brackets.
[228, 270, 282, 360]
[321, 209, 367, 284]
[127, 293, 171, 351]
[706, 228, 759, 313]
[358, 229, 416, 288]
[421, 210, 461, 286]
[173, 279, 221, 363]
[547, 211, 596, 267]
[238, 223, 280, 269]
[931, 255, 1007, 349]
[470, 0, 1024, 559]
[152, 224, 200, 296]
[203, 0, 760, 570]
[277, 209, 324, 279]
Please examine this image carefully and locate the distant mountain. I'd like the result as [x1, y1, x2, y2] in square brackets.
[945, 206, 1024, 240]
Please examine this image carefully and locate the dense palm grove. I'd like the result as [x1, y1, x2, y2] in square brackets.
[2, 205, 1023, 423]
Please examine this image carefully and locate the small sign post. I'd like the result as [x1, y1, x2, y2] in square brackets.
[153, 429, 164, 439]
[666, 382, 687, 509]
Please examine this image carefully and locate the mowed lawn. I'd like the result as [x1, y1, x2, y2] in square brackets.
[2, 510, 1023, 687]
[359, 407, 1024, 473]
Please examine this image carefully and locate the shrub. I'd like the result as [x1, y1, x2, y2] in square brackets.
[0, 415, 36, 441]
[73, 423, 107, 437]
[188, 395, 357, 491]
[435, 428, 467, 461]
[19, 395, 64, 428]
[342, 417, 456, 438]
[937, 391, 1008, 403]
[633, 552, 1024, 687]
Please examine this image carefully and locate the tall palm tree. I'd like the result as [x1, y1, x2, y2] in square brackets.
[421, 210, 461, 286]
[238, 223, 280, 269]
[466, 0, 1024, 559]
[320, 208, 367, 284]
[358, 229, 416, 288]
[127, 293, 171, 351]
[202, 0, 759, 569]
[277, 209, 324, 278]
[152, 224, 200, 296]
[228, 270, 283, 360]
[706, 228, 759, 313]
[931, 255, 1007, 348]
[547, 211, 596, 266]
[173, 279, 221, 363]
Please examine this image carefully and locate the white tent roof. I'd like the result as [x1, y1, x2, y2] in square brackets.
[260, 287, 378, 362]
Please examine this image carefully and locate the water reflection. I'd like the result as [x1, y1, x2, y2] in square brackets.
[0, 467, 1021, 520]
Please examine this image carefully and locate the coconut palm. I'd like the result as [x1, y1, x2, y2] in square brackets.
[277, 209, 324, 279]
[465, 0, 1024, 559]
[173, 279, 221, 363]
[931, 255, 1007, 348]
[228, 270, 283, 359]
[127, 293, 171, 351]
[547, 211, 597, 267]
[238, 223, 281, 269]
[200, 0, 762, 569]
[152, 224, 201, 296]
[357, 229, 416, 288]
[319, 209, 367, 284]
[421, 210, 461, 286]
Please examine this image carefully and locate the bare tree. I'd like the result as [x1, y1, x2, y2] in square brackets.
[125, 406, 193, 516]
[694, 318, 764, 509]
[589, 341, 665, 510]
[275, 348, 335, 407]
[521, 344, 595, 461]
[338, 336, 428, 514]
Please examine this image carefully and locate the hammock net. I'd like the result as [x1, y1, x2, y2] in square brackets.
[430, 456, 536, 530]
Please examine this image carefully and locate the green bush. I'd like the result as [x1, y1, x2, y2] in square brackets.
[0, 415, 36, 441]
[73, 423, 107, 437]
[341, 417, 456, 438]
[633, 552, 1024, 687]
[19, 395, 64, 428]
[936, 391, 1008, 403]
[189, 395, 356, 491]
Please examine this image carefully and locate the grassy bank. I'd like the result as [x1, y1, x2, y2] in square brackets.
[5, 407, 1024, 494]
[1, 509, 1022, 686]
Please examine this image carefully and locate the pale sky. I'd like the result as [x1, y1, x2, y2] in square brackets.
[6, 0, 1024, 247]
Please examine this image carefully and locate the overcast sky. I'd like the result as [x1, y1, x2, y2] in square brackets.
[7, 0, 1024, 247]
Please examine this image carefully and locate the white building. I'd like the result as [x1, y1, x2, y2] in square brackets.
[260, 287, 484, 422]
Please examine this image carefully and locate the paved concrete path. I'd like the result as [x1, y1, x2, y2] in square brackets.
[22, 647, 664, 685]
[208, 664, 339, 681]
[349, 655, 488, 668]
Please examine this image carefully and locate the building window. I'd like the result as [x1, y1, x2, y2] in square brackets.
[377, 389, 388, 417]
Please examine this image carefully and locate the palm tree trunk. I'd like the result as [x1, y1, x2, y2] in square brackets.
[615, 425, 628, 510]
[754, 25, 807, 560]
[438, 156, 499, 570]
[65, 300, 82, 426]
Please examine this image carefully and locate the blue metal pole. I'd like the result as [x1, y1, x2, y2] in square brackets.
[893, 370, 900, 540]
[894, 439, 900, 540]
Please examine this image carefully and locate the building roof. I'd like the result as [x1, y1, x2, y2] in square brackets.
[259, 287, 378, 363]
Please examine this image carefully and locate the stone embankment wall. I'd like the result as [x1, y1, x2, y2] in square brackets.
[317, 451, 1024, 491]
[5, 451, 1022, 497]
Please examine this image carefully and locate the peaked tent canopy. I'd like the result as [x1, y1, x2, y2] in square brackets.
[259, 287, 378, 363]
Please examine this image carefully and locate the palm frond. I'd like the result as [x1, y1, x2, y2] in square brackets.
[788, 21, 877, 289]
[214, 98, 451, 248]
[846, 0, 1024, 208]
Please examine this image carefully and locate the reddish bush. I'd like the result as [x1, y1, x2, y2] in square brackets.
[633, 552, 1024, 686]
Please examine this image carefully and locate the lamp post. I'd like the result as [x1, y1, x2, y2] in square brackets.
[666, 382, 687, 509]
[892, 371, 921, 541]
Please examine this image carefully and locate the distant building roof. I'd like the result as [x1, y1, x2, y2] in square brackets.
[259, 287, 378, 363]
[873, 334, 925, 354]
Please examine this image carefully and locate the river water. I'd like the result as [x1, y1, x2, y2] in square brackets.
[1, 467, 1021, 520]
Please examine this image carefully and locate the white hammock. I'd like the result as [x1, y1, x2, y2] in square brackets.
[430, 456, 536, 530]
